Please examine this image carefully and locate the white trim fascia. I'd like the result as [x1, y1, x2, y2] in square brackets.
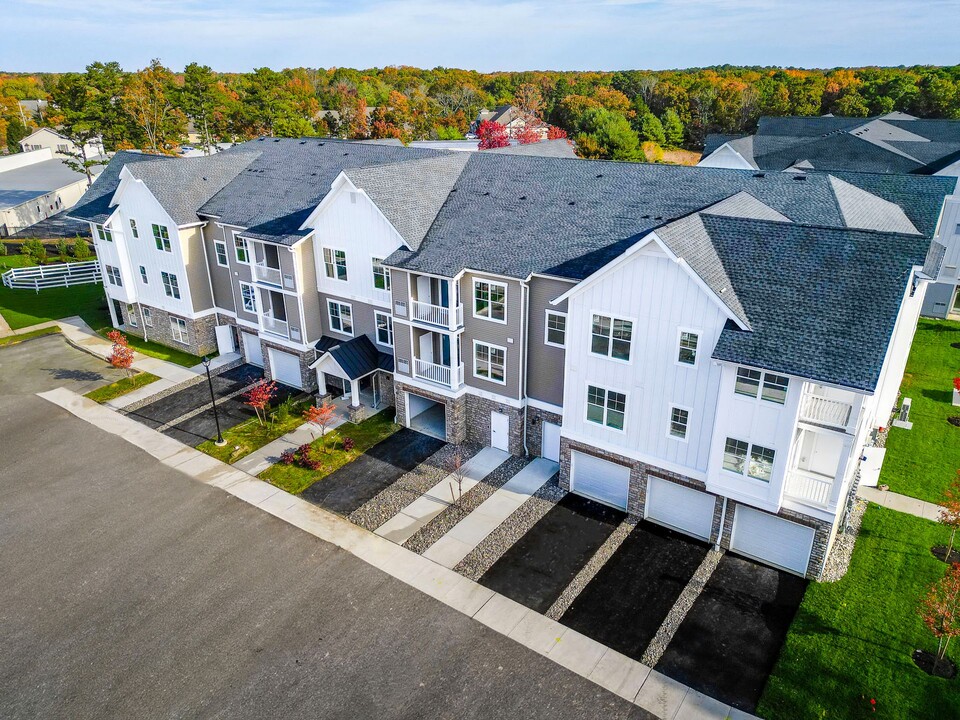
[255, 331, 310, 353]
[561, 428, 707, 482]
[527, 397, 563, 415]
[471, 277, 508, 325]
[552, 233, 659, 304]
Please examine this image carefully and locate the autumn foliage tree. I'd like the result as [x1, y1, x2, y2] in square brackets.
[939, 471, 960, 562]
[918, 562, 960, 675]
[303, 400, 336, 452]
[516, 126, 541, 144]
[243, 379, 277, 425]
[476, 120, 509, 149]
[106, 330, 134, 377]
[546, 125, 568, 140]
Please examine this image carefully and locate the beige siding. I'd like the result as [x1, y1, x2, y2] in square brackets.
[203, 223, 236, 313]
[527, 276, 574, 407]
[461, 272, 522, 400]
[393, 320, 413, 378]
[318, 292, 380, 344]
[182, 225, 214, 313]
[390, 269, 410, 317]
[297, 239, 324, 342]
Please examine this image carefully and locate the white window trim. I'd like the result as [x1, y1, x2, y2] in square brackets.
[666, 403, 691, 443]
[129, 218, 139, 239]
[232, 232, 250, 265]
[152, 223, 172, 253]
[472, 339, 507, 385]
[327, 299, 354, 337]
[675, 327, 701, 369]
[374, 310, 394, 348]
[139, 266, 148, 284]
[214, 240, 229, 268]
[161, 271, 181, 300]
[721, 437, 776, 484]
[323, 246, 349, 283]
[734, 365, 790, 405]
[544, 310, 566, 348]
[239, 281, 258, 314]
[584, 381, 628, 433]
[371, 255, 391, 292]
[590, 311, 635, 365]
[169, 317, 189, 345]
[142, 307, 153, 327]
[472, 278, 508, 325]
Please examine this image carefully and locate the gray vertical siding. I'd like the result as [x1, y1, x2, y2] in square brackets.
[527, 275, 575, 407]
[461, 272, 522, 400]
[203, 223, 236, 313]
[297, 239, 324, 342]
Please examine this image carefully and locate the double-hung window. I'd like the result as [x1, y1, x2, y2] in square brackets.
[240, 283, 257, 313]
[139, 266, 148, 284]
[234, 235, 249, 264]
[375, 311, 393, 347]
[105, 265, 122, 286]
[372, 257, 390, 291]
[474, 341, 506, 384]
[96, 225, 113, 242]
[323, 248, 348, 281]
[126, 304, 138, 328]
[677, 331, 699, 365]
[152, 223, 171, 252]
[669, 407, 689, 439]
[142, 308, 153, 327]
[214, 240, 228, 267]
[161, 271, 180, 299]
[129, 219, 139, 238]
[723, 437, 776, 482]
[473, 279, 506, 322]
[545, 311, 566, 347]
[735, 366, 789, 405]
[591, 314, 632, 361]
[586, 385, 626, 430]
[328, 300, 353, 335]
[170, 317, 188, 344]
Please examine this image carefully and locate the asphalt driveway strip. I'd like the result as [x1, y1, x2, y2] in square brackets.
[654, 553, 808, 712]
[299, 428, 445, 516]
[559, 521, 708, 660]
[479, 494, 626, 614]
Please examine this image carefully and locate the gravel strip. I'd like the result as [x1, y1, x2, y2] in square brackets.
[546, 517, 638, 620]
[404, 456, 531, 555]
[121, 357, 244, 413]
[640, 548, 724, 667]
[821, 496, 867, 583]
[348, 443, 482, 532]
[154, 380, 261, 432]
[454, 475, 565, 581]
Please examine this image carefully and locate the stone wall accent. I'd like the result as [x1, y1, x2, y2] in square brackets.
[525, 407, 562, 459]
[464, 394, 525, 456]
[118, 303, 217, 357]
[259, 337, 318, 391]
[374, 370, 395, 409]
[393, 381, 466, 445]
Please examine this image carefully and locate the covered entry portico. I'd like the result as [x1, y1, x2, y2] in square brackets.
[310, 335, 393, 415]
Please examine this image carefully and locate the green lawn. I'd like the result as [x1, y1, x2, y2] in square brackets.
[261, 409, 400, 494]
[0, 325, 61, 347]
[197, 399, 313, 463]
[83, 372, 161, 404]
[0, 282, 110, 330]
[879, 318, 960, 504]
[759, 505, 959, 719]
[0, 254, 35, 271]
[97, 328, 206, 368]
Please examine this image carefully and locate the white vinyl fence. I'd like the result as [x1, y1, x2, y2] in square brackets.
[1, 261, 102, 292]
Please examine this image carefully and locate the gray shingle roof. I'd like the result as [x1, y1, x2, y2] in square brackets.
[486, 139, 578, 159]
[68, 151, 177, 224]
[314, 334, 391, 380]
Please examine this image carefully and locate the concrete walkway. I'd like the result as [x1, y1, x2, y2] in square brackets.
[423, 457, 559, 569]
[375, 447, 510, 544]
[858, 485, 947, 522]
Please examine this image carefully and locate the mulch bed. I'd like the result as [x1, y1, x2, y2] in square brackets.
[948, 416, 960, 427]
[912, 649, 957, 679]
[931, 545, 960, 564]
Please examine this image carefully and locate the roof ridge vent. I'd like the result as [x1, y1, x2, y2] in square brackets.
[793, 175, 807, 181]
[753, 172, 765, 178]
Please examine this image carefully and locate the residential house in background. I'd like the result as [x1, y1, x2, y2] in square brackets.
[699, 113, 960, 319]
[472, 105, 549, 139]
[69, 138, 956, 580]
[19, 127, 106, 160]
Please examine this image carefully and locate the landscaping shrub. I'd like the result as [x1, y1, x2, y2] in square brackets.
[0, 241, 6, 257]
[279, 448, 296, 465]
[21, 239, 46, 264]
[56, 239, 69, 262]
[342, 437, 355, 451]
[72, 237, 91, 260]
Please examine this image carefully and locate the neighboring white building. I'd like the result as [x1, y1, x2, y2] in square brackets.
[19, 127, 105, 160]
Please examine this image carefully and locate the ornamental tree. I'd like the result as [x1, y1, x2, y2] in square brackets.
[516, 126, 541, 145]
[106, 331, 134, 377]
[303, 400, 336, 452]
[476, 120, 509, 150]
[953, 377, 960, 393]
[546, 125, 568, 140]
[243, 379, 277, 425]
[919, 562, 960, 674]
[940, 471, 960, 562]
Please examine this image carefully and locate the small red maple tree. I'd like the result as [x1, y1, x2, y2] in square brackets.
[476, 120, 509, 150]
[516, 126, 541, 145]
[243, 379, 277, 425]
[547, 125, 568, 140]
[919, 562, 960, 674]
[953, 377, 960, 393]
[303, 399, 336, 452]
[106, 330, 134, 377]
[940, 471, 960, 562]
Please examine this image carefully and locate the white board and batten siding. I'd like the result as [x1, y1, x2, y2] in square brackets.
[730, 505, 815, 576]
[561, 243, 727, 476]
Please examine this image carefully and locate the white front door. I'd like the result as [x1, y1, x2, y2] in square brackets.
[541, 422, 561, 462]
[417, 275, 432, 305]
[491, 411, 509, 451]
[215, 325, 236, 355]
[570, 451, 630, 510]
[730, 506, 815, 576]
[645, 477, 715, 540]
[242, 332, 264, 367]
[268, 348, 302, 389]
[419, 333, 434, 364]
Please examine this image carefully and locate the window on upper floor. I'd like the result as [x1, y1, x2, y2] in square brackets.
[328, 300, 353, 335]
[234, 235, 249, 264]
[96, 225, 113, 242]
[152, 224, 171, 252]
[677, 331, 699, 366]
[56, 143, 69, 153]
[139, 266, 148, 284]
[723, 437, 775, 482]
[372, 257, 390, 291]
[473, 279, 506, 322]
[669, 406, 689, 439]
[375, 311, 393, 347]
[735, 366, 789, 405]
[240, 282, 257, 313]
[105, 265, 122, 286]
[323, 248, 348, 281]
[761, 373, 790, 405]
[129, 218, 139, 238]
[161, 271, 180, 299]
[474, 340, 506, 384]
[214, 241, 228, 267]
[586, 385, 626, 430]
[591, 314, 632, 362]
[170, 317, 188, 344]
[734, 367, 762, 397]
[545, 311, 566, 347]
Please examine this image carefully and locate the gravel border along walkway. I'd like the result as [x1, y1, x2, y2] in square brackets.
[454, 474, 565, 581]
[120, 357, 244, 413]
[404, 456, 531, 555]
[546, 517, 638, 620]
[820, 496, 867, 583]
[348, 443, 482, 533]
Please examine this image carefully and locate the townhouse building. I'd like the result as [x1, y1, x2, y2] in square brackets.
[70, 138, 956, 580]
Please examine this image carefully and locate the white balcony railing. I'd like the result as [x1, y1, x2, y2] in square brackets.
[260, 310, 288, 338]
[800, 395, 853, 430]
[253, 262, 283, 286]
[784, 469, 835, 508]
[414, 359, 464, 388]
[411, 300, 464, 329]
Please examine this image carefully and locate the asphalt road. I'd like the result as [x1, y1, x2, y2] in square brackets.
[0, 339, 650, 720]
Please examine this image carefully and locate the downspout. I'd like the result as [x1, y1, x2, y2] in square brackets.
[138, 304, 149, 342]
[520, 278, 530, 457]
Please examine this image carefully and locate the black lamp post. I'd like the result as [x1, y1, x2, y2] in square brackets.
[203, 356, 226, 446]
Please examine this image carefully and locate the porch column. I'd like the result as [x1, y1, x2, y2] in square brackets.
[350, 378, 361, 408]
[316, 370, 327, 397]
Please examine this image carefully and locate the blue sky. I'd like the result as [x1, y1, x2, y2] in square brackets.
[2, 0, 958, 72]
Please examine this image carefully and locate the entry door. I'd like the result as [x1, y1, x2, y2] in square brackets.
[541, 422, 561, 462]
[215, 325, 236, 355]
[491, 411, 509, 451]
[417, 275, 432, 305]
[242, 332, 264, 367]
[419, 333, 434, 364]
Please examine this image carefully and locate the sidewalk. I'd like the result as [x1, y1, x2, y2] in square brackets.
[232, 418, 346, 476]
[858, 485, 947, 522]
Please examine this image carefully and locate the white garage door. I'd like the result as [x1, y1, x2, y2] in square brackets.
[570, 451, 630, 510]
[242, 332, 263, 367]
[268, 348, 302, 389]
[645, 477, 715, 540]
[731, 506, 815, 576]
[541, 422, 561, 463]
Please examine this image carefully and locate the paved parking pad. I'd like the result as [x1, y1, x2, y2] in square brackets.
[560, 522, 709, 660]
[655, 553, 807, 712]
[479, 494, 626, 614]
[300, 428, 445, 515]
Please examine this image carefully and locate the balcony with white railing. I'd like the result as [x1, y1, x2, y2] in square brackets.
[784, 468, 835, 508]
[253, 261, 283, 287]
[799, 394, 853, 431]
[414, 358, 464, 389]
[411, 300, 464, 330]
[260, 310, 288, 338]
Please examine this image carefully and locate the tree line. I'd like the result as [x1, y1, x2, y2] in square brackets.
[1, 62, 958, 164]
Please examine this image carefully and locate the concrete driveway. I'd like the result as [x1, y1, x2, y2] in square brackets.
[0, 394, 650, 720]
[0, 334, 127, 396]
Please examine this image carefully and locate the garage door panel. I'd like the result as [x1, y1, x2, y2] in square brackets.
[645, 478, 715, 541]
[571, 452, 630, 511]
[268, 348, 302, 389]
[730, 506, 814, 576]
